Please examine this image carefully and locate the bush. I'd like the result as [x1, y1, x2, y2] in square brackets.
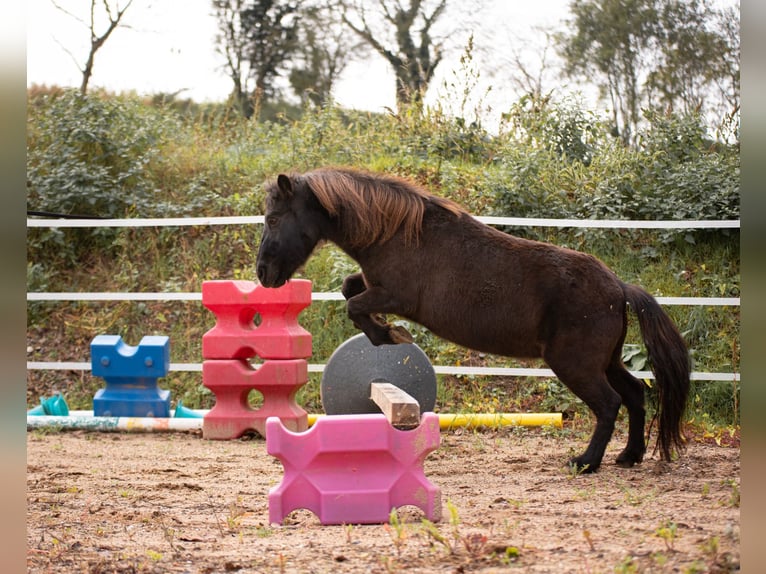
[27, 90, 178, 218]
[27, 91, 181, 264]
[581, 111, 740, 228]
[491, 99, 739, 248]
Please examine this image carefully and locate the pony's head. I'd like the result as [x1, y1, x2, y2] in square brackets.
[257, 167, 464, 287]
[256, 174, 326, 288]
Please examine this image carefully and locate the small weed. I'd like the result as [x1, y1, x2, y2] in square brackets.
[498, 545, 521, 565]
[226, 500, 248, 532]
[652, 551, 670, 568]
[226, 514, 242, 531]
[421, 518, 453, 554]
[614, 555, 638, 573]
[619, 484, 656, 507]
[31, 426, 63, 437]
[566, 461, 590, 479]
[421, 500, 461, 554]
[157, 515, 178, 555]
[446, 500, 462, 552]
[583, 529, 595, 551]
[461, 531, 488, 559]
[274, 553, 286, 574]
[575, 485, 596, 500]
[385, 508, 408, 557]
[699, 535, 720, 566]
[145, 549, 163, 562]
[420, 500, 495, 561]
[723, 479, 740, 507]
[654, 520, 679, 552]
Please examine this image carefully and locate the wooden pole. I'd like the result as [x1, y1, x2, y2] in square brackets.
[370, 381, 421, 429]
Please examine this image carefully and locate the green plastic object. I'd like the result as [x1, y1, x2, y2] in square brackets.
[27, 393, 70, 416]
[173, 400, 203, 418]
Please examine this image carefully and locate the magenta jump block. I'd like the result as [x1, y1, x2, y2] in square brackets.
[266, 413, 442, 525]
[201, 279, 312, 360]
[202, 359, 309, 439]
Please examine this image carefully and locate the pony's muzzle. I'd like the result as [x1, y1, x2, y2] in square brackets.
[256, 263, 271, 286]
[256, 262, 286, 288]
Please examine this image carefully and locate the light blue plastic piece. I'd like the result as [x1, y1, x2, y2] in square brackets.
[173, 400, 203, 418]
[27, 393, 70, 416]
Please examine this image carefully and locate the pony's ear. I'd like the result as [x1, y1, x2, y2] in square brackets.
[276, 174, 293, 198]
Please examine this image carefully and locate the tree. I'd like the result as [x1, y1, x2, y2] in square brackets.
[288, 4, 358, 107]
[51, 0, 135, 95]
[557, 0, 659, 145]
[340, 0, 448, 109]
[500, 27, 559, 102]
[213, 0, 300, 117]
[241, 0, 300, 98]
[646, 0, 737, 118]
[213, 0, 253, 116]
[557, 0, 740, 145]
[708, 4, 740, 129]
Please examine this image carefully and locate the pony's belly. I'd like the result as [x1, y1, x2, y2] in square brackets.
[425, 321, 543, 359]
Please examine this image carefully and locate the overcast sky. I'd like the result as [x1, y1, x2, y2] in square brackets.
[26, 0, 574, 116]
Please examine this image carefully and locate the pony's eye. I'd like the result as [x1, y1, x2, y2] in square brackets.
[266, 216, 279, 227]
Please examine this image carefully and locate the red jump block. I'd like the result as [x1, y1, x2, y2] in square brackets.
[266, 413, 442, 525]
[202, 359, 309, 440]
[202, 280, 312, 360]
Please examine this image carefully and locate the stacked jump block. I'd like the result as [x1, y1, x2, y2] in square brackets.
[91, 335, 171, 417]
[201, 279, 312, 439]
[267, 382, 442, 525]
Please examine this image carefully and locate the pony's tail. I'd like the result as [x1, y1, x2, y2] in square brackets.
[622, 282, 691, 461]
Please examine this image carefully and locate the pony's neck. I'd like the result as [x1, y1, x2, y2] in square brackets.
[326, 224, 363, 262]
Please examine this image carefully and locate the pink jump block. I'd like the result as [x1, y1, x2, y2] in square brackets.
[202, 279, 312, 360]
[267, 413, 442, 525]
[202, 359, 309, 440]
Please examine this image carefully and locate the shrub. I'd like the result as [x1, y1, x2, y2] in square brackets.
[27, 90, 177, 219]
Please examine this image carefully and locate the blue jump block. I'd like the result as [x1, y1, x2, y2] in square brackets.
[91, 335, 171, 417]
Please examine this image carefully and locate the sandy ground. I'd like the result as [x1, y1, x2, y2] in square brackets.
[27, 424, 739, 573]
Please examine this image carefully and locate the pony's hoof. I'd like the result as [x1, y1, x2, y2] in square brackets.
[389, 325, 414, 344]
[615, 450, 643, 468]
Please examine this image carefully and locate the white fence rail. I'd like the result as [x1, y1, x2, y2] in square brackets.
[27, 215, 741, 229]
[25, 361, 740, 382]
[27, 215, 740, 383]
[25, 292, 739, 306]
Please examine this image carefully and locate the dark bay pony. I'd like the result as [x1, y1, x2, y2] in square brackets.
[256, 167, 690, 473]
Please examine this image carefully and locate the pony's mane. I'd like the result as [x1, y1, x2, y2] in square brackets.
[302, 167, 464, 249]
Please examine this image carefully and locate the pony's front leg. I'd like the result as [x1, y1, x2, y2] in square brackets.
[341, 272, 367, 300]
[342, 275, 413, 346]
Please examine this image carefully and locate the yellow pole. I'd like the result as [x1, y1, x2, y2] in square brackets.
[436, 412, 562, 430]
[307, 412, 562, 429]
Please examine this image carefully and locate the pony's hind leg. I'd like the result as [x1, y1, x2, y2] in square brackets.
[547, 354, 622, 473]
[606, 361, 647, 467]
[341, 273, 413, 346]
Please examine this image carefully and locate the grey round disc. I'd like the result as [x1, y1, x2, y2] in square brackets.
[321, 333, 437, 415]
